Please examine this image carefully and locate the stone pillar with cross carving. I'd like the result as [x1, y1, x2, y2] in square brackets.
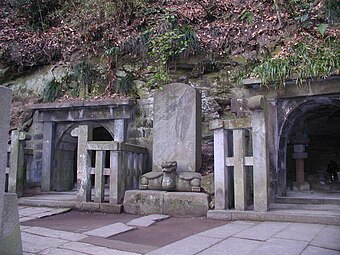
[248, 95, 270, 212]
[210, 118, 252, 211]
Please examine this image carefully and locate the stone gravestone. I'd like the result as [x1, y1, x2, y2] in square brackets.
[152, 83, 202, 172]
[140, 83, 202, 192]
[0, 86, 23, 254]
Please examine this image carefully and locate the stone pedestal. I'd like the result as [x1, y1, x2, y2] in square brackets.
[123, 190, 209, 217]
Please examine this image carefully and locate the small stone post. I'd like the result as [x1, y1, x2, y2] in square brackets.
[8, 130, 31, 197]
[249, 95, 270, 212]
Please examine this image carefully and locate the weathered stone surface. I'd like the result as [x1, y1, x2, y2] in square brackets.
[21, 232, 68, 253]
[0, 86, 22, 255]
[251, 238, 308, 255]
[311, 225, 340, 251]
[201, 173, 214, 195]
[146, 235, 220, 255]
[127, 214, 170, 227]
[22, 226, 87, 241]
[197, 237, 262, 255]
[60, 242, 140, 255]
[163, 192, 209, 217]
[127, 218, 155, 227]
[99, 203, 123, 214]
[124, 190, 208, 216]
[0, 86, 11, 233]
[197, 221, 255, 239]
[234, 222, 291, 241]
[123, 190, 166, 215]
[274, 223, 324, 242]
[152, 83, 201, 172]
[301, 246, 340, 255]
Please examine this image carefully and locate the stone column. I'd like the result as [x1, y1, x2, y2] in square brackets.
[0, 86, 23, 254]
[8, 130, 30, 196]
[109, 150, 123, 204]
[249, 95, 270, 212]
[42, 121, 55, 191]
[114, 119, 127, 142]
[211, 122, 231, 210]
[291, 134, 310, 191]
[71, 125, 93, 203]
[94, 151, 105, 203]
[233, 129, 247, 211]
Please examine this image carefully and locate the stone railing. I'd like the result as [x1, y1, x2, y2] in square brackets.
[6, 130, 31, 197]
[210, 95, 270, 212]
[72, 125, 148, 204]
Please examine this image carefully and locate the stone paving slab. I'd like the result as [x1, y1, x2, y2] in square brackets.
[60, 241, 140, 255]
[20, 225, 31, 230]
[311, 225, 340, 251]
[141, 214, 170, 221]
[233, 221, 291, 241]
[196, 221, 256, 239]
[197, 237, 262, 255]
[23, 226, 88, 241]
[21, 232, 69, 253]
[81, 236, 157, 254]
[127, 219, 155, 227]
[19, 206, 71, 220]
[274, 223, 325, 242]
[38, 248, 87, 255]
[19, 207, 55, 217]
[301, 246, 340, 255]
[145, 235, 221, 255]
[251, 238, 308, 255]
[127, 214, 170, 227]
[84, 223, 136, 238]
[20, 217, 33, 222]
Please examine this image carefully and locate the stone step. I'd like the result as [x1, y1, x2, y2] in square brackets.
[207, 207, 340, 225]
[270, 202, 340, 212]
[18, 198, 77, 209]
[276, 196, 340, 205]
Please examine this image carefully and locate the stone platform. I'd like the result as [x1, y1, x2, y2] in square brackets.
[123, 190, 209, 217]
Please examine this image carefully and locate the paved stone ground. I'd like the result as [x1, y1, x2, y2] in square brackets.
[20, 207, 340, 255]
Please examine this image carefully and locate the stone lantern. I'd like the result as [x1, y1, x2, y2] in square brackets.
[291, 133, 310, 191]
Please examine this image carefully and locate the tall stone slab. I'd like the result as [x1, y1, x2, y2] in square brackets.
[0, 86, 23, 254]
[152, 83, 202, 172]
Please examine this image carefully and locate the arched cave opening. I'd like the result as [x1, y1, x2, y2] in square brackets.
[286, 105, 340, 193]
[52, 124, 113, 192]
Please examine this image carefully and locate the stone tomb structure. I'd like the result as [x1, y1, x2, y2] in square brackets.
[0, 86, 23, 254]
[4, 99, 149, 212]
[124, 83, 209, 216]
[210, 77, 340, 213]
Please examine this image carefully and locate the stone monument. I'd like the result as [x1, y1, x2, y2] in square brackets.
[124, 83, 208, 216]
[140, 83, 202, 192]
[0, 86, 23, 254]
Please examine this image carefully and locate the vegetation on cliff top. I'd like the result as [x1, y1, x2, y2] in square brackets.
[0, 0, 339, 98]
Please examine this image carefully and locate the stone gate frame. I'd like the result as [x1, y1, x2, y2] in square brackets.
[30, 99, 135, 192]
[211, 95, 270, 212]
